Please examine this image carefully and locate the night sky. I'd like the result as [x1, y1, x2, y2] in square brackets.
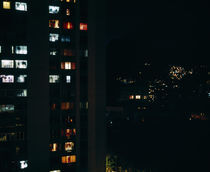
[107, 0, 210, 68]
[106, 2, 209, 170]
[106, 0, 210, 105]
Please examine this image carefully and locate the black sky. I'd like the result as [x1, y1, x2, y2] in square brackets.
[106, 0, 210, 105]
[107, 0, 210, 68]
[106, 3, 210, 168]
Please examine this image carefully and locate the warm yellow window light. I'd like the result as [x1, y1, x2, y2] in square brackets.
[143, 96, 147, 99]
[49, 20, 60, 29]
[50, 143, 58, 152]
[136, 95, 141, 99]
[61, 155, 76, 164]
[3, 1, 11, 9]
[66, 9, 70, 16]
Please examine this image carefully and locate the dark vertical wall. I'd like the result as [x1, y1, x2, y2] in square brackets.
[88, 0, 106, 171]
[27, 0, 49, 171]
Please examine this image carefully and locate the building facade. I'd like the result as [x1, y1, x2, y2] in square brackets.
[0, 1, 29, 171]
[0, 0, 88, 171]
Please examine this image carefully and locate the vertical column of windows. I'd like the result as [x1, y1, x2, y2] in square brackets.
[49, 1, 79, 171]
[49, 2, 61, 171]
[61, 0, 77, 167]
[0, 5, 29, 170]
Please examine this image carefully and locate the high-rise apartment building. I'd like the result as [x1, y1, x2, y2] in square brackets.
[0, 1, 29, 171]
[0, 0, 89, 171]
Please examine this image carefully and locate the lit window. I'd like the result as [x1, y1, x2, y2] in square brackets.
[190, 113, 208, 121]
[143, 96, 147, 99]
[169, 66, 186, 80]
[65, 129, 72, 138]
[49, 33, 59, 42]
[61, 62, 76, 70]
[0, 105, 14, 113]
[65, 142, 74, 152]
[65, 128, 76, 139]
[63, 49, 73, 56]
[66, 76, 71, 83]
[62, 62, 72, 70]
[49, 75, 59, 83]
[86, 102, 88, 109]
[0, 135, 7, 142]
[73, 128, 76, 135]
[129, 95, 134, 100]
[50, 49, 57, 56]
[61, 102, 73, 110]
[15, 2, 27, 11]
[19, 160, 28, 169]
[80, 23, 88, 31]
[84, 49, 88, 57]
[66, 0, 70, 2]
[0, 46, 1, 53]
[66, 9, 70, 16]
[136, 95, 141, 99]
[51, 103, 56, 110]
[15, 60, 27, 69]
[16, 89, 27, 97]
[61, 155, 76, 164]
[15, 46, 27, 54]
[149, 95, 154, 99]
[0, 75, 14, 83]
[1, 60, 14, 68]
[50, 170, 61, 172]
[63, 22, 73, 29]
[49, 6, 60, 14]
[61, 35, 70, 42]
[50, 143, 58, 152]
[49, 20, 60, 28]
[16, 75, 27, 83]
[11, 46, 14, 54]
[61, 102, 69, 109]
[3, 1, 11, 9]
[71, 62, 76, 69]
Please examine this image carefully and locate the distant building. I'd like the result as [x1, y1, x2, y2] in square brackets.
[111, 62, 209, 121]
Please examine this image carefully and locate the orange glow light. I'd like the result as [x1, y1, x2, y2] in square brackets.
[62, 155, 76, 163]
[80, 23, 88, 31]
[63, 22, 73, 29]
